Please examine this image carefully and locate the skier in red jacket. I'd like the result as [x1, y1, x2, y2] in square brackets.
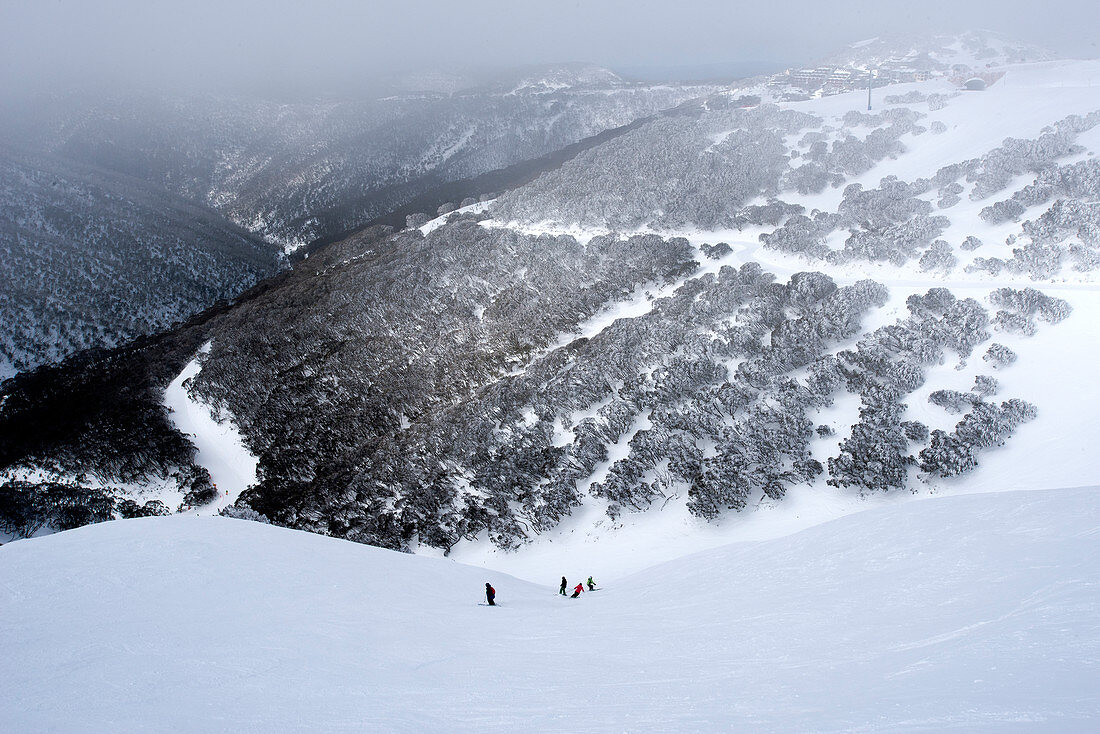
[570, 582, 584, 598]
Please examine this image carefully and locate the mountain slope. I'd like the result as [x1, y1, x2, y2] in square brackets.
[2, 486, 1097, 732]
[0, 144, 282, 379]
[4, 35, 1100, 555]
[0, 71, 711, 377]
[8, 72, 714, 250]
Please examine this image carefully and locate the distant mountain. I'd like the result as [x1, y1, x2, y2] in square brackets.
[6, 70, 713, 250]
[0, 143, 280, 379]
[0, 67, 713, 376]
[615, 60, 783, 83]
[821, 30, 1058, 71]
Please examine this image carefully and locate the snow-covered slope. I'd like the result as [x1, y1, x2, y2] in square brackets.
[2, 486, 1098, 732]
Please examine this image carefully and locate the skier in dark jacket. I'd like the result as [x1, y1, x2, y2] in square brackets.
[485, 583, 496, 606]
[571, 582, 584, 598]
[560, 576, 568, 595]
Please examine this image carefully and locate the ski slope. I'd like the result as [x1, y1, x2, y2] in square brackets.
[2, 486, 1098, 732]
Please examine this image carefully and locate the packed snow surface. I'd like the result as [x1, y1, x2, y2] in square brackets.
[2, 487, 1098, 732]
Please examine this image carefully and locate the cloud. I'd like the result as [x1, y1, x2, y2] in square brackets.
[1, 0, 1096, 95]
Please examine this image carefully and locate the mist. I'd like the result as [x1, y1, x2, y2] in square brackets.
[2, 0, 1098, 97]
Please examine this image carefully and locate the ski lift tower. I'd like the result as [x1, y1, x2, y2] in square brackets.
[867, 69, 874, 111]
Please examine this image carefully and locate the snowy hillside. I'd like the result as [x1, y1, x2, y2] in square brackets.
[2, 486, 1098, 732]
[4, 74, 713, 252]
[0, 73, 710, 377]
[4, 33, 1100, 560]
[0, 144, 281, 379]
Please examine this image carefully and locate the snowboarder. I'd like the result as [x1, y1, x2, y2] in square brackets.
[571, 582, 584, 598]
[559, 576, 568, 595]
[587, 576, 596, 591]
[485, 582, 496, 606]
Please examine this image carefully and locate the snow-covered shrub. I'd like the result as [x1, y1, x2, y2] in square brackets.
[758, 212, 835, 258]
[983, 343, 1017, 368]
[972, 375, 999, 398]
[906, 287, 956, 317]
[1005, 242, 1064, 279]
[885, 91, 927, 105]
[918, 430, 977, 477]
[700, 242, 732, 259]
[785, 162, 833, 195]
[0, 480, 117, 537]
[920, 398, 1036, 478]
[992, 311, 1037, 336]
[980, 198, 1026, 224]
[218, 505, 271, 524]
[928, 390, 977, 414]
[966, 257, 1006, 276]
[1069, 243, 1100, 271]
[837, 177, 932, 229]
[990, 287, 1072, 324]
[901, 420, 930, 443]
[834, 214, 949, 266]
[1024, 198, 1100, 247]
[968, 123, 1090, 201]
[737, 200, 806, 227]
[927, 94, 950, 111]
[117, 499, 170, 519]
[919, 240, 958, 272]
[827, 389, 914, 494]
[937, 181, 963, 208]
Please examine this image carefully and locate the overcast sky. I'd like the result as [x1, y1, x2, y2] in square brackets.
[1, 0, 1096, 94]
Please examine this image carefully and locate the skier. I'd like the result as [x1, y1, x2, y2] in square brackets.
[571, 582, 584, 599]
[587, 576, 596, 591]
[485, 582, 496, 606]
[559, 576, 568, 596]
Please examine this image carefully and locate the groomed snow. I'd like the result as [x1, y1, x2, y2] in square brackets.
[2, 486, 1098, 732]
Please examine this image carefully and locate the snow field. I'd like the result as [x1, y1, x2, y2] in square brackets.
[2, 486, 1098, 732]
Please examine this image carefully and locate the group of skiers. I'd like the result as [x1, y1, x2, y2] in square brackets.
[561, 575, 596, 598]
[483, 575, 597, 605]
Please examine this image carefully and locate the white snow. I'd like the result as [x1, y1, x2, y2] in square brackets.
[418, 199, 492, 235]
[2, 486, 1098, 732]
[163, 343, 258, 510]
